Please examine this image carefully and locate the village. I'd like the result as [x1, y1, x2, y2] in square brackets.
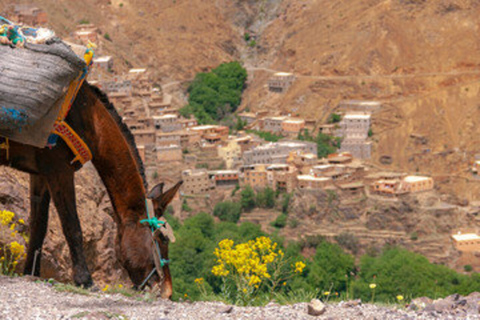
[4, 4, 479, 259]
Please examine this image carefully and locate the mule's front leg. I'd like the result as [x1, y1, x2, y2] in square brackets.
[46, 172, 93, 288]
[24, 174, 50, 276]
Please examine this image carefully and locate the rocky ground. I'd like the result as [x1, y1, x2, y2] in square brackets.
[0, 276, 479, 320]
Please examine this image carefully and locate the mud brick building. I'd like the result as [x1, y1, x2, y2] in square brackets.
[268, 72, 296, 93]
[243, 140, 317, 165]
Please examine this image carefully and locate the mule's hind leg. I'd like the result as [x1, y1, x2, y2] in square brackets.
[46, 171, 93, 288]
[24, 174, 50, 276]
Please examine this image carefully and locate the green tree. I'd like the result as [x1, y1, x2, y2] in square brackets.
[240, 186, 256, 212]
[181, 62, 247, 123]
[256, 187, 276, 208]
[213, 201, 242, 223]
[328, 113, 341, 124]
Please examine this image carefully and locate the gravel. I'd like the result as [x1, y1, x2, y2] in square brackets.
[0, 276, 478, 320]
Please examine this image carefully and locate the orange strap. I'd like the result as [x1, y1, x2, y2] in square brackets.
[52, 49, 94, 165]
[52, 121, 92, 165]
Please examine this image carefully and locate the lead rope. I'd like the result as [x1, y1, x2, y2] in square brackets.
[138, 199, 170, 290]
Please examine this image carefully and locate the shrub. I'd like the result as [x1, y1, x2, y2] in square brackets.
[0, 210, 26, 276]
[104, 33, 111, 41]
[182, 199, 192, 212]
[181, 62, 247, 123]
[464, 265, 473, 272]
[328, 113, 341, 124]
[271, 214, 287, 228]
[213, 201, 242, 223]
[281, 193, 292, 214]
[79, 19, 90, 25]
[297, 130, 340, 158]
[410, 231, 418, 241]
[368, 129, 373, 137]
[209, 237, 305, 305]
[256, 187, 275, 209]
[247, 130, 283, 142]
[240, 186, 256, 212]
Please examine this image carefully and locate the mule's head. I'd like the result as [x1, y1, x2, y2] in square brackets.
[118, 181, 182, 299]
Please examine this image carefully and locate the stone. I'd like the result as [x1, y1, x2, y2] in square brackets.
[343, 299, 362, 308]
[408, 297, 433, 311]
[307, 299, 326, 316]
[218, 305, 233, 314]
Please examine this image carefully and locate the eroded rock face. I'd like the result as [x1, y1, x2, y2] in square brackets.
[0, 166, 130, 286]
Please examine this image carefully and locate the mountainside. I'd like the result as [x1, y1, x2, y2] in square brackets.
[2, 0, 477, 198]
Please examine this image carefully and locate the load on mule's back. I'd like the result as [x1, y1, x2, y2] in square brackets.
[0, 16, 180, 299]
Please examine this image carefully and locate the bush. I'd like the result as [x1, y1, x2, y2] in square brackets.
[181, 62, 247, 123]
[247, 130, 283, 142]
[328, 113, 341, 124]
[213, 201, 242, 223]
[271, 214, 287, 228]
[464, 265, 473, 272]
[182, 199, 192, 212]
[256, 187, 276, 209]
[297, 129, 340, 158]
[282, 193, 292, 214]
[240, 186, 256, 212]
[104, 33, 111, 41]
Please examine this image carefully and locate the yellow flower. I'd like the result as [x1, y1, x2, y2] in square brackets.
[9, 223, 15, 230]
[117, 284, 123, 289]
[9, 241, 24, 257]
[294, 261, 306, 274]
[397, 295, 404, 301]
[369, 283, 377, 289]
[18, 219, 25, 224]
[243, 288, 247, 293]
[0, 210, 14, 226]
[194, 278, 204, 285]
[102, 285, 109, 292]
[184, 293, 188, 298]
[324, 291, 330, 296]
[283, 282, 287, 286]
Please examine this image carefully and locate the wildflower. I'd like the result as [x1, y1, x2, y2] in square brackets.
[184, 293, 188, 298]
[18, 219, 25, 224]
[283, 282, 287, 286]
[9, 241, 24, 257]
[9, 223, 15, 231]
[243, 288, 247, 293]
[369, 283, 377, 289]
[324, 291, 330, 296]
[102, 285, 109, 292]
[117, 284, 123, 289]
[397, 295, 404, 301]
[0, 210, 14, 226]
[335, 292, 339, 296]
[294, 261, 306, 274]
[194, 278, 204, 285]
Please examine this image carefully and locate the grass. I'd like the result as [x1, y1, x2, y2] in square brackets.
[53, 283, 91, 296]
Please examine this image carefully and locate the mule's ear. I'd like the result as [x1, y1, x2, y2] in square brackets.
[147, 183, 164, 200]
[151, 181, 183, 216]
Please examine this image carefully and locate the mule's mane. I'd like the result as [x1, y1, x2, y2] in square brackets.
[87, 83, 147, 189]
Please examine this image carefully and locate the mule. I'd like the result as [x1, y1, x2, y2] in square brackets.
[0, 83, 179, 299]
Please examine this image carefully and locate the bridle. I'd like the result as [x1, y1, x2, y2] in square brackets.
[138, 198, 175, 290]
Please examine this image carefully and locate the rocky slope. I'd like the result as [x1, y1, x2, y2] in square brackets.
[2, 275, 479, 319]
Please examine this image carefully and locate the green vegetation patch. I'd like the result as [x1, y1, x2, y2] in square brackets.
[180, 62, 248, 124]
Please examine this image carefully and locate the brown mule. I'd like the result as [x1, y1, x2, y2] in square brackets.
[0, 83, 179, 299]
